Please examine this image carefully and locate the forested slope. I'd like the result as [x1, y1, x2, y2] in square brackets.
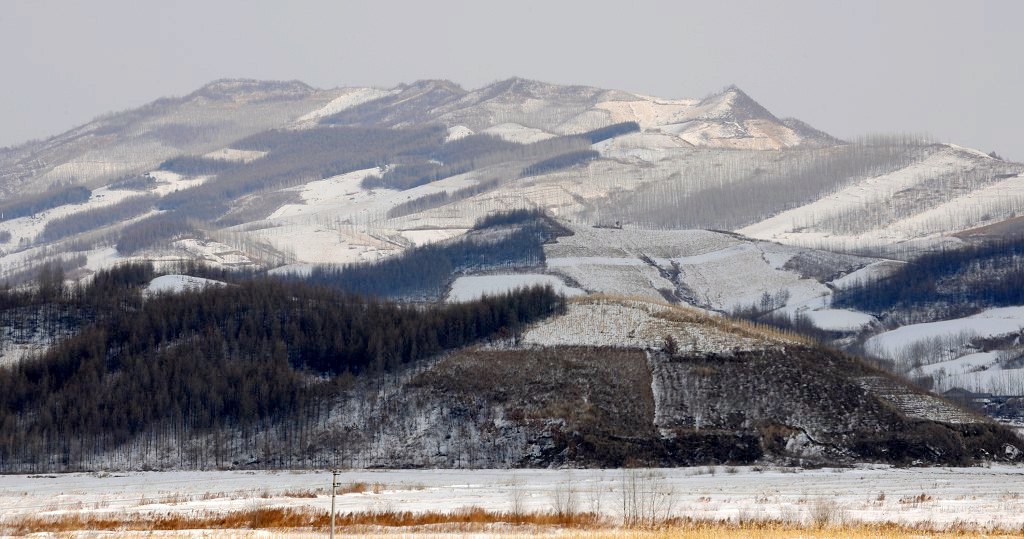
[0, 264, 563, 471]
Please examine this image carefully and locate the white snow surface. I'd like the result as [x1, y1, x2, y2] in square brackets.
[145, 275, 225, 295]
[201, 148, 267, 163]
[803, 309, 876, 331]
[866, 306, 1024, 358]
[918, 352, 1002, 378]
[829, 260, 904, 289]
[250, 166, 479, 265]
[446, 274, 583, 302]
[144, 170, 212, 196]
[593, 90, 810, 150]
[445, 125, 474, 141]
[912, 351, 1024, 395]
[3, 467, 1024, 530]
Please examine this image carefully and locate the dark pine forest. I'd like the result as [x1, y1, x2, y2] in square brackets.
[0, 263, 564, 471]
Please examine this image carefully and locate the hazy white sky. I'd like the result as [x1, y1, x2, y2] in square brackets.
[3, 0, 1022, 159]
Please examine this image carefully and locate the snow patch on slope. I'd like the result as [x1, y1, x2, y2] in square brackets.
[294, 88, 395, 125]
[447, 274, 583, 302]
[481, 123, 555, 144]
[146, 170, 211, 196]
[445, 125, 474, 142]
[145, 274, 225, 295]
[202, 148, 267, 163]
[0, 186, 137, 247]
[803, 309, 876, 332]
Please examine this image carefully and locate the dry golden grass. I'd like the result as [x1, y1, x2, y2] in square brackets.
[2, 507, 324, 535]
[1, 507, 600, 535]
[5, 507, 1023, 538]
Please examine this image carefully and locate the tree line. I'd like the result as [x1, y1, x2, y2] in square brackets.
[158, 126, 448, 221]
[0, 185, 91, 222]
[0, 262, 565, 471]
[595, 136, 937, 230]
[40, 195, 156, 243]
[296, 210, 565, 298]
[834, 236, 1024, 319]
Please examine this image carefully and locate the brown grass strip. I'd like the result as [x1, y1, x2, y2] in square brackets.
[4, 508, 1023, 537]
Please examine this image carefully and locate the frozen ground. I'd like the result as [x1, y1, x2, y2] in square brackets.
[446, 274, 584, 302]
[2, 466, 1023, 530]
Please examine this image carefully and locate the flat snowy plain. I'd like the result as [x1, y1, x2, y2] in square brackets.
[2, 466, 1023, 532]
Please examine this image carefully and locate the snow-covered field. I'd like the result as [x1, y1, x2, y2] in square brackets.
[865, 307, 1024, 393]
[447, 274, 584, 302]
[866, 307, 1024, 359]
[2, 466, 1023, 530]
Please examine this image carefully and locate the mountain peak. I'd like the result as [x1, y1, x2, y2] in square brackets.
[399, 79, 466, 95]
[189, 78, 315, 100]
[697, 85, 779, 123]
[476, 76, 555, 95]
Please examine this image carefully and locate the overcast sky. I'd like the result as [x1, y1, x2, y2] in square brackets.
[3, 0, 1022, 159]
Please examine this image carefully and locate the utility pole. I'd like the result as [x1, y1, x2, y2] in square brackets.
[330, 469, 338, 539]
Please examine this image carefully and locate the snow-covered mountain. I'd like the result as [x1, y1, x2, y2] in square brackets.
[0, 78, 834, 195]
[4, 77, 1024, 470]
[2, 78, 1021, 317]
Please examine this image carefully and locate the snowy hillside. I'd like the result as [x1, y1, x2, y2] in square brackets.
[144, 274, 225, 295]
[2, 76, 1019, 289]
[739, 145, 1024, 252]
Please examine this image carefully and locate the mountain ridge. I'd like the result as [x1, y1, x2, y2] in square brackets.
[0, 77, 834, 195]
